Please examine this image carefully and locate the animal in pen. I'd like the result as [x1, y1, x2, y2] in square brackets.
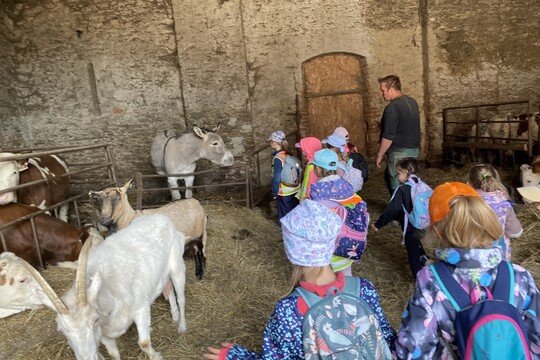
[151, 124, 234, 200]
[90, 179, 208, 279]
[21, 214, 187, 360]
[0, 203, 90, 269]
[0, 153, 70, 221]
[0, 252, 50, 318]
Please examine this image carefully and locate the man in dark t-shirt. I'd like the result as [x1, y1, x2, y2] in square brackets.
[375, 75, 420, 196]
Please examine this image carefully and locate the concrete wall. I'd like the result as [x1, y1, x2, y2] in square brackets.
[0, 0, 538, 185]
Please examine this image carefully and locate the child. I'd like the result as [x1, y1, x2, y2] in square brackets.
[295, 137, 322, 202]
[268, 131, 300, 220]
[322, 133, 348, 177]
[332, 126, 369, 183]
[371, 157, 429, 278]
[396, 182, 540, 360]
[203, 200, 396, 359]
[467, 163, 523, 260]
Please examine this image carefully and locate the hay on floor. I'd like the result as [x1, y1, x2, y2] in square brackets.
[1, 165, 539, 359]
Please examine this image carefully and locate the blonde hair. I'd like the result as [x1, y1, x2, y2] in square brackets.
[327, 145, 349, 162]
[314, 165, 336, 178]
[283, 265, 324, 298]
[425, 195, 502, 249]
[467, 163, 508, 196]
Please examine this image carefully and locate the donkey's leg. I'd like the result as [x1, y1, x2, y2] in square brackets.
[167, 176, 182, 200]
[183, 175, 195, 199]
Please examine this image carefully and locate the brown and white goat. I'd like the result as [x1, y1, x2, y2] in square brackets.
[90, 179, 208, 279]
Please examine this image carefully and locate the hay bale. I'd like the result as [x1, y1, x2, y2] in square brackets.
[1, 166, 539, 359]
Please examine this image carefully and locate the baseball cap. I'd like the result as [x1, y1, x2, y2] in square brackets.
[312, 149, 338, 171]
[268, 130, 286, 142]
[321, 134, 347, 152]
[429, 182, 480, 223]
[332, 127, 349, 139]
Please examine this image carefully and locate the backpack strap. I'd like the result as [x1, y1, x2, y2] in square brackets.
[430, 262, 471, 311]
[342, 276, 360, 296]
[491, 260, 515, 305]
[293, 277, 360, 308]
[293, 287, 323, 308]
[274, 151, 287, 164]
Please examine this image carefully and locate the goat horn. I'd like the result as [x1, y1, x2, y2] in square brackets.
[75, 234, 93, 308]
[19, 260, 69, 315]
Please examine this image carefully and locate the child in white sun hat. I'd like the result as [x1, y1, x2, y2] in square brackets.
[204, 199, 396, 359]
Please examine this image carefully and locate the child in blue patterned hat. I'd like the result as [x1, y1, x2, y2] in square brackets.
[310, 156, 369, 276]
[204, 199, 396, 359]
[268, 130, 300, 220]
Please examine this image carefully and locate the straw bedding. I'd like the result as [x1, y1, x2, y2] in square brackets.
[1, 165, 539, 359]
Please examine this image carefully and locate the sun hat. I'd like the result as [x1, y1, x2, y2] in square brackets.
[310, 175, 355, 201]
[321, 134, 347, 153]
[312, 149, 338, 171]
[280, 199, 342, 267]
[332, 127, 349, 139]
[268, 130, 286, 142]
[429, 182, 480, 223]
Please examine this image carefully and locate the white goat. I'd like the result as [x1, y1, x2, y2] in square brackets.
[89, 179, 208, 279]
[21, 214, 187, 360]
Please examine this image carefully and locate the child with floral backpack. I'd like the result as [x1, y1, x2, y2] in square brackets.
[467, 163, 523, 260]
[396, 182, 540, 360]
[371, 157, 430, 278]
[203, 200, 396, 359]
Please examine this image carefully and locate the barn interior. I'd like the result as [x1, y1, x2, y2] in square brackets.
[1, 0, 540, 359]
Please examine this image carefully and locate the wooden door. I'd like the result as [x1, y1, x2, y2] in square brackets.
[302, 53, 365, 152]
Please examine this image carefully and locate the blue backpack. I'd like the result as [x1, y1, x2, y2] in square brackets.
[430, 261, 532, 360]
[392, 175, 432, 231]
[294, 277, 392, 360]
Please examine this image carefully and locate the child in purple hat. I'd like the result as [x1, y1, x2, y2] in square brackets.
[204, 199, 396, 359]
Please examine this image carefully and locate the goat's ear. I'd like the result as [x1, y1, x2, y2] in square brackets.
[31, 286, 59, 313]
[120, 179, 133, 194]
[193, 125, 206, 139]
[211, 123, 221, 133]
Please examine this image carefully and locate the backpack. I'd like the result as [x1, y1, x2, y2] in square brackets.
[318, 200, 369, 261]
[276, 152, 302, 186]
[338, 159, 364, 192]
[401, 175, 433, 230]
[294, 276, 393, 360]
[430, 261, 532, 360]
[349, 152, 369, 182]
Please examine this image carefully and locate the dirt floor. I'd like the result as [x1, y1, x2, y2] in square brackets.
[1, 163, 539, 359]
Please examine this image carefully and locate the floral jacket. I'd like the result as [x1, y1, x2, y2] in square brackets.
[396, 247, 540, 360]
[220, 273, 396, 359]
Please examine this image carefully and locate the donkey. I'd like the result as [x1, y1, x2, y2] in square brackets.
[150, 124, 234, 200]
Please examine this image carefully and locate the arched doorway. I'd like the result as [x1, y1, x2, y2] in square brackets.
[301, 52, 366, 152]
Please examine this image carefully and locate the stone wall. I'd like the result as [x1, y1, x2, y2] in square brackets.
[0, 0, 538, 187]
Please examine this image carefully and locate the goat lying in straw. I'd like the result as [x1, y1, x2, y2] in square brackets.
[21, 214, 187, 360]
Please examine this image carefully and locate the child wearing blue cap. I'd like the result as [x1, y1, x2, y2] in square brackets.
[204, 200, 396, 359]
[268, 130, 300, 220]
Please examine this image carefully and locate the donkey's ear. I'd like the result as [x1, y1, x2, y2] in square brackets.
[211, 123, 221, 133]
[193, 125, 206, 138]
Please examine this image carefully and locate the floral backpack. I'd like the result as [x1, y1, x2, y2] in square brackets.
[294, 276, 392, 360]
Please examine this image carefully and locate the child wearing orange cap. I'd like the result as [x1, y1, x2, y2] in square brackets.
[396, 182, 540, 360]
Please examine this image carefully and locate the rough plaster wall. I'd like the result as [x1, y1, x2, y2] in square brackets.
[0, 7, 17, 122]
[0, 0, 184, 180]
[240, 0, 425, 159]
[425, 0, 540, 155]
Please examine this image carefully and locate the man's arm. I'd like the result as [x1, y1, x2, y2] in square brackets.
[376, 138, 393, 168]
